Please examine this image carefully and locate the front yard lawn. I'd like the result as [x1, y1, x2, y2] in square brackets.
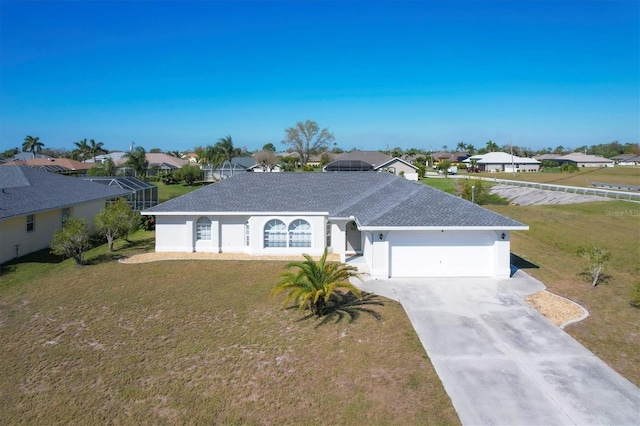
[0, 232, 459, 425]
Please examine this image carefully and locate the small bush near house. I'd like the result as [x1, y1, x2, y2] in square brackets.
[561, 163, 579, 173]
[49, 218, 90, 265]
[140, 215, 155, 231]
[174, 164, 202, 185]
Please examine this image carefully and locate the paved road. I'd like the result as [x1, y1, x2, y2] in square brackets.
[357, 271, 639, 425]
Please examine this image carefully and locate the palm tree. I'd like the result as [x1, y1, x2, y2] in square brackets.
[271, 248, 361, 316]
[465, 144, 476, 155]
[486, 140, 499, 153]
[456, 141, 465, 152]
[73, 139, 90, 162]
[124, 146, 149, 179]
[88, 139, 105, 162]
[215, 135, 242, 177]
[22, 135, 44, 159]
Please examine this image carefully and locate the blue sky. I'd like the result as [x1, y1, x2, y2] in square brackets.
[1, 1, 638, 153]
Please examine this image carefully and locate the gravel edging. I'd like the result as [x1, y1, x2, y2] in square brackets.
[525, 290, 589, 329]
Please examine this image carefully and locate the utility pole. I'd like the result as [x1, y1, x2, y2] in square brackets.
[510, 136, 515, 177]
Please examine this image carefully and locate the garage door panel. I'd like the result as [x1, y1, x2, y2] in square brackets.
[389, 231, 494, 277]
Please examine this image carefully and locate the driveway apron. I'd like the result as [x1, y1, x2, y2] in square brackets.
[358, 271, 639, 425]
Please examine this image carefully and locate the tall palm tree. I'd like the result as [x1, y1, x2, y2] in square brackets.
[124, 146, 149, 179]
[466, 144, 476, 155]
[73, 139, 90, 162]
[88, 139, 106, 162]
[486, 140, 499, 153]
[456, 141, 466, 152]
[215, 135, 242, 177]
[271, 248, 361, 316]
[22, 135, 44, 159]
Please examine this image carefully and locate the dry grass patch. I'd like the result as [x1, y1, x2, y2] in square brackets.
[0, 253, 459, 424]
[489, 200, 640, 386]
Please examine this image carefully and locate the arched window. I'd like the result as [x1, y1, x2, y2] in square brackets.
[264, 219, 287, 248]
[289, 219, 311, 248]
[196, 217, 212, 241]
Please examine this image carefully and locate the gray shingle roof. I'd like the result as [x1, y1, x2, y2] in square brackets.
[144, 172, 526, 229]
[0, 166, 132, 220]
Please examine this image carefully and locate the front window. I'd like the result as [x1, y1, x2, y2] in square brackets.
[264, 219, 287, 248]
[27, 214, 35, 232]
[196, 217, 211, 241]
[326, 221, 331, 247]
[245, 221, 250, 246]
[289, 219, 311, 248]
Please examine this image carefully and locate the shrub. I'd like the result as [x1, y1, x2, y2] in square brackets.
[577, 245, 611, 286]
[140, 215, 156, 231]
[630, 281, 640, 309]
[560, 163, 578, 173]
[50, 218, 90, 265]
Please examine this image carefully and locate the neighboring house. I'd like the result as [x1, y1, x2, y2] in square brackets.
[87, 151, 128, 164]
[1, 157, 95, 176]
[142, 172, 527, 279]
[139, 153, 189, 176]
[247, 163, 282, 173]
[534, 153, 562, 162]
[555, 153, 614, 168]
[431, 152, 471, 167]
[202, 157, 256, 180]
[100, 152, 189, 176]
[0, 166, 131, 264]
[334, 150, 393, 168]
[374, 157, 419, 180]
[324, 151, 418, 179]
[464, 152, 541, 172]
[610, 154, 640, 166]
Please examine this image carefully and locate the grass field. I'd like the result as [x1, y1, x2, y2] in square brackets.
[0, 232, 459, 425]
[156, 182, 205, 203]
[469, 166, 640, 188]
[488, 201, 640, 386]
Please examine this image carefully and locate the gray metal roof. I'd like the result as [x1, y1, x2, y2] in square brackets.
[0, 166, 132, 220]
[144, 172, 526, 229]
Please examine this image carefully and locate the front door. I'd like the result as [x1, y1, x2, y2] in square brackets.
[345, 221, 362, 253]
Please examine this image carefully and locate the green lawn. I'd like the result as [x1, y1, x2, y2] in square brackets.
[0, 232, 459, 425]
[488, 201, 640, 386]
[156, 181, 206, 203]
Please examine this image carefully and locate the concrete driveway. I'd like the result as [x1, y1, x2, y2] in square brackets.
[357, 271, 639, 425]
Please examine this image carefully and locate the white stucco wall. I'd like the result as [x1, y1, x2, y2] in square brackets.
[155, 214, 330, 255]
[0, 200, 107, 265]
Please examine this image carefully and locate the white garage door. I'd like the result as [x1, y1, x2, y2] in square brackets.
[389, 230, 494, 277]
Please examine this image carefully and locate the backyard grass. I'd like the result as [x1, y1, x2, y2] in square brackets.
[488, 201, 640, 386]
[470, 166, 640, 188]
[0, 232, 459, 425]
[156, 181, 205, 203]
